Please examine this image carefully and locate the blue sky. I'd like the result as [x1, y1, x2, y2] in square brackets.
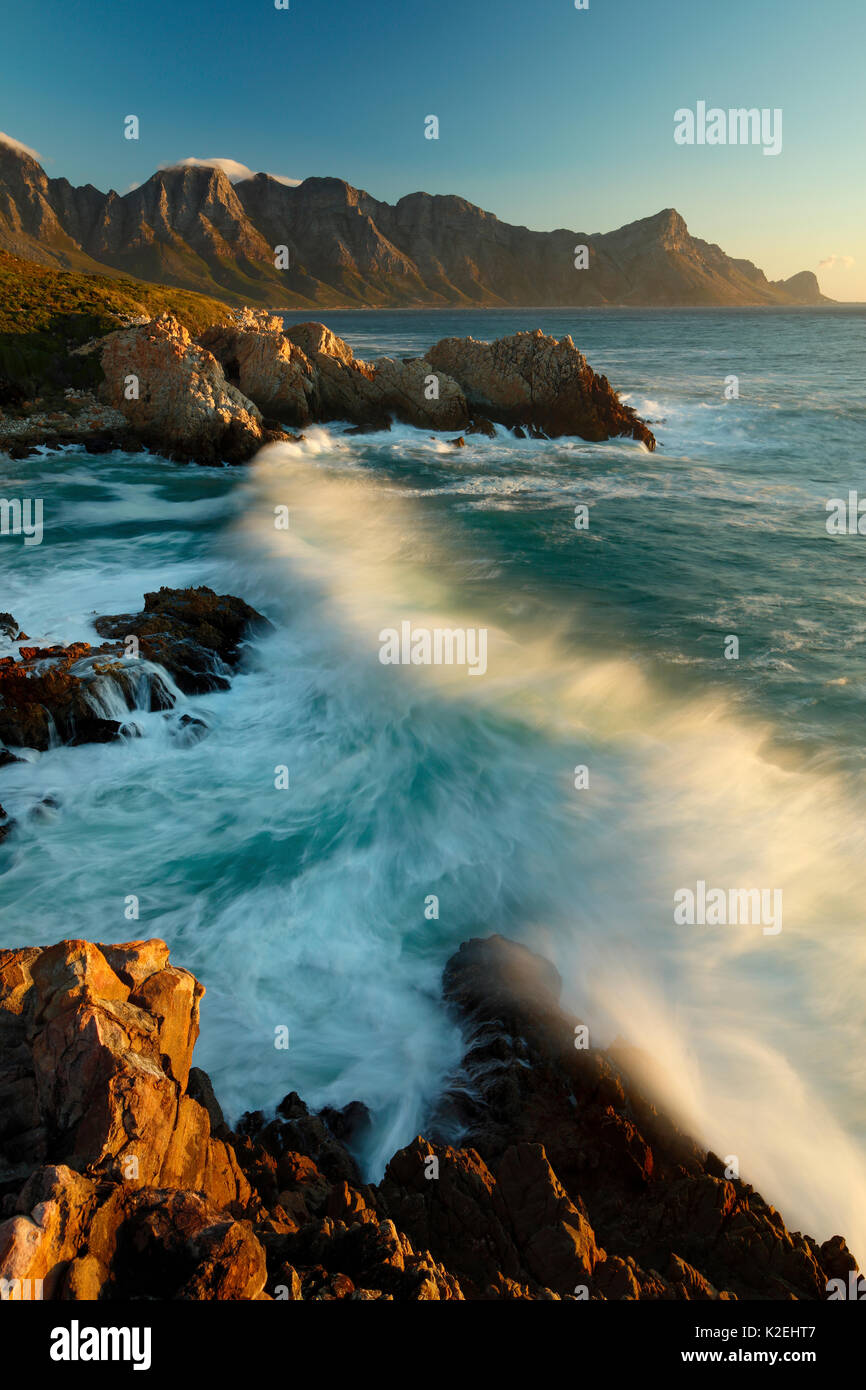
[3, 0, 864, 297]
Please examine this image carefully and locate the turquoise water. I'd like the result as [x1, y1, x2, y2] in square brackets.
[1, 307, 865, 1257]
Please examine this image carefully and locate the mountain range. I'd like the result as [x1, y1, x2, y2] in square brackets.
[0, 139, 829, 310]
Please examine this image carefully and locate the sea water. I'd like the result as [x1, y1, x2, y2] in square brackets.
[1, 305, 864, 1258]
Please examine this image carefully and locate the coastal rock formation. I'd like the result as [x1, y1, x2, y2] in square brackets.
[201, 316, 641, 444]
[366, 353, 468, 431]
[430, 936, 853, 1298]
[93, 585, 270, 696]
[0, 237, 657, 454]
[97, 314, 269, 464]
[0, 934, 855, 1300]
[428, 330, 657, 447]
[0, 392, 129, 457]
[0, 940, 257, 1300]
[282, 321, 468, 431]
[199, 310, 316, 424]
[0, 587, 268, 756]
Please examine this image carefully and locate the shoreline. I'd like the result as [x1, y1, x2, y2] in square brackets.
[0, 931, 856, 1300]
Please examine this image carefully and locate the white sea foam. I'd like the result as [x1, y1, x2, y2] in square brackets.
[1, 423, 865, 1262]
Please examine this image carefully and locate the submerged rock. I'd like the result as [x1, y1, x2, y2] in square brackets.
[0, 933, 855, 1300]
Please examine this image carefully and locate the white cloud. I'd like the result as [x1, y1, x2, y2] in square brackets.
[159, 156, 299, 186]
[0, 130, 42, 161]
[819, 255, 855, 271]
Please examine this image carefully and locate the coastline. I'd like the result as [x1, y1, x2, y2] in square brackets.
[1, 931, 856, 1300]
[3, 296, 861, 1301]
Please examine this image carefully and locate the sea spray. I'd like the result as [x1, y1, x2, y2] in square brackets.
[0, 306, 864, 1265]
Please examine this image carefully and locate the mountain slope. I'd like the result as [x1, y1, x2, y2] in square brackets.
[0, 141, 830, 309]
[0, 249, 231, 394]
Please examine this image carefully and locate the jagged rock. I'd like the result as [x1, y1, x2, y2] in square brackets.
[0, 642, 129, 750]
[98, 313, 266, 464]
[428, 330, 656, 447]
[281, 322, 388, 428]
[93, 585, 271, 696]
[366, 355, 467, 430]
[0, 586, 268, 754]
[466, 416, 497, 438]
[281, 322, 468, 431]
[432, 935, 852, 1299]
[200, 309, 316, 425]
[0, 934, 856, 1301]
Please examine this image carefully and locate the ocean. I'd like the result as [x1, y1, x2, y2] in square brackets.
[1, 306, 865, 1258]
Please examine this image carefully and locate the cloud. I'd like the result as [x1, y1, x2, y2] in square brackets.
[0, 130, 41, 161]
[819, 255, 855, 271]
[158, 156, 299, 186]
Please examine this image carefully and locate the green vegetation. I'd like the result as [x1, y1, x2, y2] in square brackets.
[0, 251, 233, 401]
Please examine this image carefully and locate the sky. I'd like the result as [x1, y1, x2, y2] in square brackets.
[2, 0, 864, 298]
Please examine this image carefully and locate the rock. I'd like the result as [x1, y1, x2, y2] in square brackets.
[428, 330, 656, 447]
[2, 300, 654, 453]
[0, 395, 132, 456]
[98, 314, 265, 464]
[366, 356, 467, 430]
[0, 586, 269, 752]
[0, 643, 127, 750]
[467, 416, 497, 438]
[93, 585, 271, 697]
[430, 934, 850, 1299]
[200, 309, 316, 425]
[282, 322, 468, 431]
[319, 1101, 372, 1148]
[188, 1067, 231, 1141]
[0, 939, 256, 1300]
[0, 933, 856, 1301]
[493, 1143, 601, 1293]
[343, 421, 390, 436]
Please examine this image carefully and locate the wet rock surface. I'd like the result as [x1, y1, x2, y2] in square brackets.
[0, 933, 854, 1300]
[0, 586, 269, 758]
[93, 585, 271, 696]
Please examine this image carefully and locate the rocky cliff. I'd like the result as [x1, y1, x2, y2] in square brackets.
[0, 140, 830, 309]
[2, 304, 657, 461]
[0, 933, 856, 1300]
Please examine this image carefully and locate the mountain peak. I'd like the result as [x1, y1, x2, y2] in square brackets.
[0, 149, 829, 309]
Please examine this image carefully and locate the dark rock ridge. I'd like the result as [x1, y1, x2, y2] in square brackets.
[0, 586, 268, 762]
[0, 140, 830, 309]
[0, 933, 855, 1300]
